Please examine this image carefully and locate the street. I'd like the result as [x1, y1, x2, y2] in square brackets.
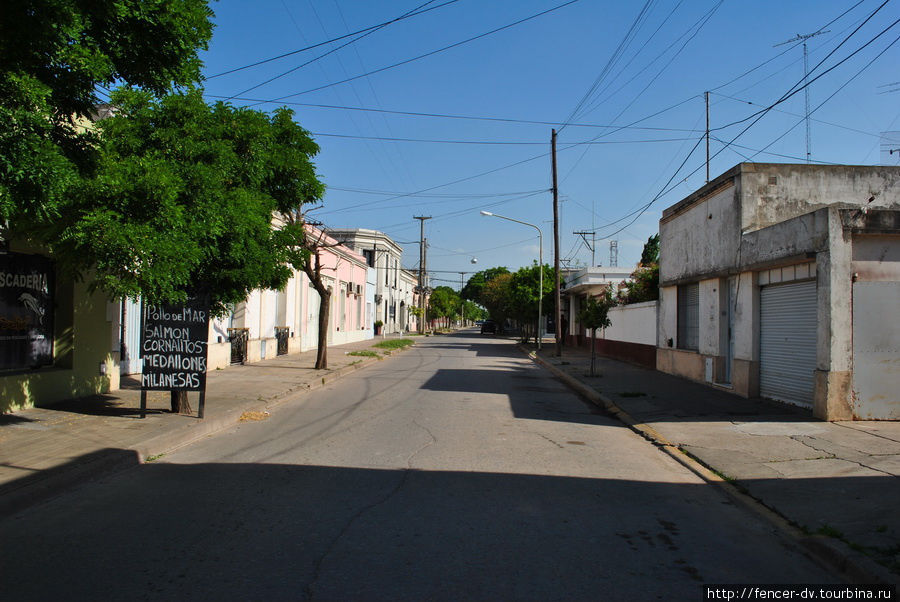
[1, 331, 837, 600]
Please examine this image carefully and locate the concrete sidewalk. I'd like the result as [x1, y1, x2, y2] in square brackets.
[530, 345, 900, 583]
[0, 333, 418, 518]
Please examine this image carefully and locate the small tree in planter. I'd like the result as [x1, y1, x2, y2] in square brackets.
[577, 289, 615, 377]
[374, 320, 383, 335]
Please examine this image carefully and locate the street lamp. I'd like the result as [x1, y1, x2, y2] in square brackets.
[479, 211, 543, 350]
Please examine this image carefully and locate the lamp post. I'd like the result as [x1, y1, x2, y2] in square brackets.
[480, 211, 543, 350]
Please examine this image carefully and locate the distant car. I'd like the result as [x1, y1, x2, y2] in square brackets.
[480, 319, 497, 334]
[475, 320, 484, 326]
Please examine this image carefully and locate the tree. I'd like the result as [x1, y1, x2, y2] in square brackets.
[1, 0, 214, 238]
[293, 227, 341, 370]
[54, 89, 324, 410]
[620, 234, 660, 305]
[462, 267, 509, 321]
[578, 288, 615, 377]
[506, 263, 554, 344]
[428, 286, 459, 329]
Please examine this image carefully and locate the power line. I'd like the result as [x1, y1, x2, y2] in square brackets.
[206, 0, 459, 80]
[311, 131, 697, 145]
[243, 0, 583, 104]
[224, 0, 444, 101]
[204, 95, 705, 132]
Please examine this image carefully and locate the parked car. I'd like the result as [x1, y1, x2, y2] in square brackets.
[480, 319, 497, 334]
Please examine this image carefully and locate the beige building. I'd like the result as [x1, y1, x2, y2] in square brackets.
[657, 163, 900, 420]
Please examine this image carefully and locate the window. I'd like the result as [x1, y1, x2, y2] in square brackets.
[677, 283, 699, 351]
[362, 249, 375, 268]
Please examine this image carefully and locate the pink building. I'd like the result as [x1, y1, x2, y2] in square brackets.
[207, 226, 373, 369]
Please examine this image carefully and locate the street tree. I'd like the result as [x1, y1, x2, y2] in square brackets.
[506, 263, 555, 344]
[55, 88, 324, 410]
[578, 288, 615, 377]
[428, 286, 460, 329]
[0, 0, 214, 238]
[462, 267, 510, 323]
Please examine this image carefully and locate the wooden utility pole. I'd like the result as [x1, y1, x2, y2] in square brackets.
[552, 129, 562, 356]
[414, 216, 431, 333]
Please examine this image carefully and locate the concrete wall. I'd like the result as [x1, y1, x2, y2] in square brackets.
[658, 163, 900, 419]
[739, 164, 900, 233]
[659, 181, 740, 284]
[600, 301, 657, 346]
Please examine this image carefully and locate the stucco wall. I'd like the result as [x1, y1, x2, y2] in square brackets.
[659, 182, 740, 283]
[739, 164, 900, 233]
[599, 301, 657, 346]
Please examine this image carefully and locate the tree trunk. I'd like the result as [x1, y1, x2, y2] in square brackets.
[170, 390, 191, 414]
[315, 289, 330, 369]
[590, 329, 596, 377]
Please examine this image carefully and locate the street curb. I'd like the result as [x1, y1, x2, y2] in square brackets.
[521, 345, 895, 586]
[1, 343, 415, 519]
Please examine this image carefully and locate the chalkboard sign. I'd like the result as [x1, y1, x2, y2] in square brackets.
[140, 301, 209, 392]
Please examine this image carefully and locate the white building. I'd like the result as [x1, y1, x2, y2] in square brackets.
[657, 163, 900, 420]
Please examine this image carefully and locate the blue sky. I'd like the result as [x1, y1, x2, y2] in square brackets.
[199, 0, 900, 288]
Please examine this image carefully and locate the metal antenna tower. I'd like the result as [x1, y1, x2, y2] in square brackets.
[774, 29, 829, 163]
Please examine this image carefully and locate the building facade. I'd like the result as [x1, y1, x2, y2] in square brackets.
[327, 228, 420, 334]
[657, 163, 900, 420]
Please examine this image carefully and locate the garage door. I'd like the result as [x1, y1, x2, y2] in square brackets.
[759, 280, 817, 407]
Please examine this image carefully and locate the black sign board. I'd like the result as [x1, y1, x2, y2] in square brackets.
[140, 301, 209, 392]
[0, 252, 54, 371]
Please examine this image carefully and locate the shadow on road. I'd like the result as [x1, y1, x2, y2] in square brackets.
[1, 457, 850, 599]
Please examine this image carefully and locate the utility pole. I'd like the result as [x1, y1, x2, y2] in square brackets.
[552, 129, 562, 356]
[705, 91, 710, 183]
[775, 30, 829, 163]
[414, 216, 431, 333]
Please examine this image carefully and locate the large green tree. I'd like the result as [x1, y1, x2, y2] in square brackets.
[428, 286, 460, 329]
[505, 263, 554, 344]
[54, 89, 325, 413]
[53, 88, 324, 316]
[462, 267, 510, 323]
[0, 0, 214, 236]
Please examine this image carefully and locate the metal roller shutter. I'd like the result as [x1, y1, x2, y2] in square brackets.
[759, 279, 817, 407]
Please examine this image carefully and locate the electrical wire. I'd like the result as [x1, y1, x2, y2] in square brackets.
[203, 95, 705, 132]
[247, 0, 583, 104]
[206, 0, 459, 80]
[224, 0, 444, 101]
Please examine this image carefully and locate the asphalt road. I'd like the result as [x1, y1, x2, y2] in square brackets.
[1, 331, 838, 600]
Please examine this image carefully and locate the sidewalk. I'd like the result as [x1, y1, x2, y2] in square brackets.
[0, 333, 417, 518]
[531, 345, 900, 584]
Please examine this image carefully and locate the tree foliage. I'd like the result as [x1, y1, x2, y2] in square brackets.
[619, 234, 660, 305]
[469, 263, 553, 341]
[428, 286, 460, 321]
[52, 88, 325, 315]
[0, 0, 214, 233]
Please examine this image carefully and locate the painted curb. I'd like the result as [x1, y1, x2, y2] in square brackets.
[521, 345, 895, 585]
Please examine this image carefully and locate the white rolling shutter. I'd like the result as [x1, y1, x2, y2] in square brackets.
[759, 280, 817, 407]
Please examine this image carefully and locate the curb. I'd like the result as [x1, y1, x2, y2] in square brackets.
[1, 343, 415, 519]
[522, 345, 895, 586]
